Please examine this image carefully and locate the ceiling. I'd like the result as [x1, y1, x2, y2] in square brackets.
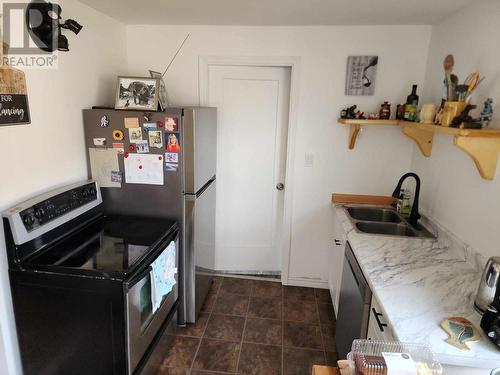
[79, 0, 475, 26]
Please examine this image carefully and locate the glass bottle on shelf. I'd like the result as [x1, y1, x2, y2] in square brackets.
[404, 85, 419, 122]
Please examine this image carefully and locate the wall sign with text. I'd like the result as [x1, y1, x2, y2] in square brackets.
[0, 68, 30, 126]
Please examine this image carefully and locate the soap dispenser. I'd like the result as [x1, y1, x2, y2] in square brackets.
[396, 189, 405, 213]
[398, 190, 412, 218]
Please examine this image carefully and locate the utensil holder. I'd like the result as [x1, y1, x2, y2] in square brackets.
[441, 101, 465, 127]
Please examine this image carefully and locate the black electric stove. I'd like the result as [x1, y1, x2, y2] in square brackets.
[24, 215, 176, 278]
[3, 181, 180, 375]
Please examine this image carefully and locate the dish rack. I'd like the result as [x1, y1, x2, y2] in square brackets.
[347, 340, 443, 374]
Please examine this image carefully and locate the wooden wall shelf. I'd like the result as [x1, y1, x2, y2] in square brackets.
[339, 119, 399, 149]
[338, 119, 500, 180]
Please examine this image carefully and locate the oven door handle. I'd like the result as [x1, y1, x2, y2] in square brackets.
[126, 265, 153, 288]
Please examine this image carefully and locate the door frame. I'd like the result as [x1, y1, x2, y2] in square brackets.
[198, 55, 300, 285]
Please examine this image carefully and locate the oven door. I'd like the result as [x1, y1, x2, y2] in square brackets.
[125, 231, 179, 374]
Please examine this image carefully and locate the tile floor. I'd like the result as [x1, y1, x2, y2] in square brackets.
[158, 276, 337, 375]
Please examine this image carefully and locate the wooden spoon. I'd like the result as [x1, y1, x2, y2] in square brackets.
[444, 54, 455, 100]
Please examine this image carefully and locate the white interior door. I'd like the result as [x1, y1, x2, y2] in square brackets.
[208, 65, 291, 272]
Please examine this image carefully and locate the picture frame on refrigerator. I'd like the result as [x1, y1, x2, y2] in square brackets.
[149, 70, 169, 111]
[115, 75, 160, 111]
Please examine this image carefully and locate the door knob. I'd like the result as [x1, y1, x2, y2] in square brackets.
[276, 183, 284, 191]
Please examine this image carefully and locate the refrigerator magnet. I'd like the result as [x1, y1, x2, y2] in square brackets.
[110, 171, 122, 183]
[143, 122, 157, 132]
[156, 120, 163, 128]
[124, 117, 140, 128]
[165, 117, 178, 131]
[93, 138, 106, 147]
[148, 130, 162, 148]
[136, 140, 149, 153]
[165, 163, 178, 172]
[113, 130, 124, 141]
[165, 132, 181, 153]
[112, 143, 124, 154]
[128, 128, 142, 143]
[128, 145, 135, 152]
[100, 115, 109, 128]
[165, 152, 178, 163]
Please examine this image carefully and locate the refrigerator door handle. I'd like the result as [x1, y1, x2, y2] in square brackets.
[189, 175, 216, 198]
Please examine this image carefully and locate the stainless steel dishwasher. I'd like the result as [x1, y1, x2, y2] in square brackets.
[335, 241, 372, 359]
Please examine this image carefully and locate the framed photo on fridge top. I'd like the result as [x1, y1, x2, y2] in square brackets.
[149, 70, 169, 111]
[115, 76, 160, 111]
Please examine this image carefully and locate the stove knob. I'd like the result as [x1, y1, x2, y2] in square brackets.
[90, 187, 96, 196]
[34, 208, 45, 219]
[81, 188, 89, 198]
[22, 214, 35, 226]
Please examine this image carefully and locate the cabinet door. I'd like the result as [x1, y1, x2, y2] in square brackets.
[442, 365, 489, 375]
[368, 295, 396, 342]
[367, 315, 380, 341]
[330, 211, 346, 317]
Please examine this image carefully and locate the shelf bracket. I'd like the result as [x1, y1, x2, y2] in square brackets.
[348, 124, 361, 149]
[401, 126, 434, 157]
[454, 137, 500, 180]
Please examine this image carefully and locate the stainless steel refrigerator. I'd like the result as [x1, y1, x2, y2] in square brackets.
[82, 107, 216, 324]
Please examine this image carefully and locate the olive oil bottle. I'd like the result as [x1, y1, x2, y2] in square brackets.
[404, 85, 419, 122]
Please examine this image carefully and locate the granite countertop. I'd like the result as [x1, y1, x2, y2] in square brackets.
[334, 204, 500, 369]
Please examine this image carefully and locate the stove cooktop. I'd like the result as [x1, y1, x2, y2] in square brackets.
[27, 215, 176, 276]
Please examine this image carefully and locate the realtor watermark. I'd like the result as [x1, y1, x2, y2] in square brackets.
[2, 1, 59, 69]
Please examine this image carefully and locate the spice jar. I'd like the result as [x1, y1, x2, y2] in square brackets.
[396, 104, 406, 120]
[379, 101, 391, 120]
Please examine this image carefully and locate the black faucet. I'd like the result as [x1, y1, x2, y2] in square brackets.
[391, 172, 421, 227]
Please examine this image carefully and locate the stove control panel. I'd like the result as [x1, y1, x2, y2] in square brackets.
[19, 183, 98, 232]
[2, 180, 102, 245]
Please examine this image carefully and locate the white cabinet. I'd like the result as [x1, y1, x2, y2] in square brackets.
[329, 211, 346, 317]
[442, 365, 490, 375]
[367, 295, 396, 342]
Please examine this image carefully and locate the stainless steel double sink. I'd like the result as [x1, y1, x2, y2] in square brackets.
[344, 205, 435, 239]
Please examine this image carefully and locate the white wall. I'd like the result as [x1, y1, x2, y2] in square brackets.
[412, 0, 500, 259]
[0, 1, 127, 373]
[126, 25, 432, 286]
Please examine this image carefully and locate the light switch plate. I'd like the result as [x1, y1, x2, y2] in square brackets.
[304, 153, 314, 167]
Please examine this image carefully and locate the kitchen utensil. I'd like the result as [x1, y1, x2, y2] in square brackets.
[450, 74, 459, 100]
[465, 76, 485, 104]
[443, 54, 455, 100]
[440, 317, 481, 351]
[475, 257, 500, 314]
[456, 84, 469, 102]
[465, 71, 479, 100]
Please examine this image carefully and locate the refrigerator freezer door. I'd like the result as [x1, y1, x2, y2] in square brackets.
[184, 179, 216, 323]
[183, 108, 217, 194]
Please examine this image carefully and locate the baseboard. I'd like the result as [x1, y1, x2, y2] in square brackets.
[285, 277, 328, 289]
[213, 273, 282, 282]
[213, 273, 329, 289]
